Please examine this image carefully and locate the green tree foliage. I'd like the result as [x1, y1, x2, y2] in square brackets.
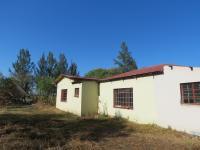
[0, 72, 3, 80]
[36, 53, 47, 77]
[0, 73, 4, 87]
[0, 77, 14, 104]
[0, 74, 28, 105]
[7, 50, 79, 105]
[10, 49, 35, 94]
[85, 42, 138, 78]
[35, 76, 56, 105]
[55, 53, 68, 77]
[36, 77, 55, 96]
[35, 53, 56, 105]
[47, 52, 57, 77]
[85, 68, 121, 79]
[114, 42, 137, 73]
[35, 52, 71, 105]
[68, 62, 79, 76]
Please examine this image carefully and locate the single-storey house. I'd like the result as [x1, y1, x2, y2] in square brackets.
[55, 64, 200, 135]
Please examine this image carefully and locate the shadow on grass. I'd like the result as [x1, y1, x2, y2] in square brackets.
[0, 112, 133, 149]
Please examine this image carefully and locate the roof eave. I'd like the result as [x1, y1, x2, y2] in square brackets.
[55, 74, 100, 84]
[100, 71, 164, 82]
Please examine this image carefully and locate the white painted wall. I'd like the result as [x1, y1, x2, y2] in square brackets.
[56, 78, 99, 117]
[56, 78, 82, 116]
[99, 76, 157, 124]
[154, 66, 200, 135]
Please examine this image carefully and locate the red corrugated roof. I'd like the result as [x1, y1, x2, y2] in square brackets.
[55, 74, 100, 84]
[55, 64, 192, 83]
[63, 75, 100, 81]
[102, 64, 167, 81]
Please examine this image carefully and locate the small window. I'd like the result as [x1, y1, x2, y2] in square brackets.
[74, 88, 79, 97]
[61, 89, 67, 102]
[180, 82, 200, 104]
[113, 88, 133, 109]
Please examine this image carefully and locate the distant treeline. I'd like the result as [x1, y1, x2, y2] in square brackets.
[0, 41, 137, 105]
[0, 50, 79, 105]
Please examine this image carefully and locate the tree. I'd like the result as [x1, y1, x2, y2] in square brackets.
[35, 52, 57, 103]
[47, 52, 57, 77]
[55, 53, 68, 77]
[114, 42, 137, 73]
[68, 62, 79, 76]
[0, 76, 14, 105]
[9, 49, 35, 94]
[85, 68, 121, 79]
[0, 72, 3, 80]
[36, 53, 47, 77]
[0, 75, 29, 105]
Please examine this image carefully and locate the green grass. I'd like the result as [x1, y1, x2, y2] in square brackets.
[0, 104, 200, 150]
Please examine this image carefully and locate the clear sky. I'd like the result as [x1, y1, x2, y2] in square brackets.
[0, 0, 200, 76]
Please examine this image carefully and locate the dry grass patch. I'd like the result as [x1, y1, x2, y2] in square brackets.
[0, 103, 200, 150]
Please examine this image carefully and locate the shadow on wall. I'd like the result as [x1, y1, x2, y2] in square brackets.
[100, 101, 123, 120]
[0, 112, 134, 149]
[102, 102, 108, 116]
[98, 99, 108, 116]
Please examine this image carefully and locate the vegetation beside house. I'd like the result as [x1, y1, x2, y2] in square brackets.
[0, 41, 134, 106]
[85, 68, 121, 79]
[0, 49, 80, 106]
[0, 74, 29, 105]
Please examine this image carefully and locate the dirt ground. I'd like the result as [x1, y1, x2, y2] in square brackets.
[0, 103, 200, 150]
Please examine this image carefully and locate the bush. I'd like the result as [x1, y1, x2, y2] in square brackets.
[34, 95, 56, 106]
[85, 68, 121, 79]
[35, 77, 56, 105]
[0, 76, 30, 105]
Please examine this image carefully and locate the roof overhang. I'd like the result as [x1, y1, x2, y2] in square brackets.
[55, 74, 100, 84]
[55, 64, 194, 84]
[100, 71, 164, 82]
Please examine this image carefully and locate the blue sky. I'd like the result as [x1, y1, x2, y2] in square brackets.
[0, 0, 200, 76]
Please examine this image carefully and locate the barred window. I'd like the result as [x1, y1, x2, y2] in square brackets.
[113, 88, 133, 109]
[180, 82, 200, 104]
[61, 89, 67, 102]
[74, 88, 79, 97]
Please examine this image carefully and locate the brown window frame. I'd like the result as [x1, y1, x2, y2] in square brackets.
[61, 89, 67, 102]
[180, 82, 200, 105]
[74, 88, 79, 98]
[113, 88, 133, 109]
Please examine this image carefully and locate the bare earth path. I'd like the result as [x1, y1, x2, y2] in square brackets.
[0, 103, 200, 150]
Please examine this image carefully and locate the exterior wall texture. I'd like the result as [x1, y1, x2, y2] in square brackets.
[56, 78, 82, 116]
[154, 66, 200, 135]
[99, 76, 157, 124]
[81, 81, 99, 116]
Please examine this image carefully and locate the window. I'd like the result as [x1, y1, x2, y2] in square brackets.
[61, 89, 67, 102]
[74, 88, 79, 97]
[180, 82, 200, 104]
[113, 88, 133, 109]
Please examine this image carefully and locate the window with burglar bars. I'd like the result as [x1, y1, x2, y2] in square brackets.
[113, 88, 133, 109]
[61, 89, 67, 102]
[180, 82, 200, 104]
